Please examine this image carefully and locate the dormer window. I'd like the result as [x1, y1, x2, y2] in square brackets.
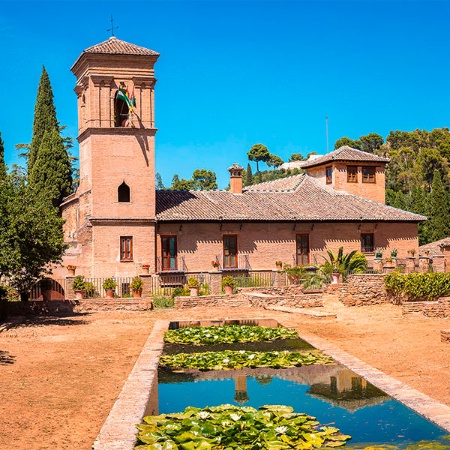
[118, 182, 130, 202]
[347, 166, 358, 183]
[326, 166, 332, 184]
[362, 167, 376, 183]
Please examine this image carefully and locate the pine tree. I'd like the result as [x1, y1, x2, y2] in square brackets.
[428, 170, 450, 242]
[28, 129, 73, 207]
[28, 66, 59, 171]
[0, 132, 7, 180]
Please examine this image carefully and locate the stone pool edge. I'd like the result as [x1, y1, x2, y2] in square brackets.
[281, 320, 450, 434]
[92, 318, 450, 449]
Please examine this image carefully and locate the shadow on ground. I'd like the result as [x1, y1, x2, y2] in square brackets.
[0, 350, 16, 365]
[8, 314, 91, 329]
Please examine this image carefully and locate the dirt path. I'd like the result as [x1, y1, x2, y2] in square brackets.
[0, 302, 449, 449]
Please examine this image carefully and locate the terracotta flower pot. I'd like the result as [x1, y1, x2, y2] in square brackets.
[68, 268, 76, 276]
[189, 286, 199, 297]
[105, 289, 115, 299]
[133, 289, 142, 298]
[224, 285, 233, 295]
[75, 290, 84, 300]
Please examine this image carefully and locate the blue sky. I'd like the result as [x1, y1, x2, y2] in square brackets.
[1, 0, 449, 188]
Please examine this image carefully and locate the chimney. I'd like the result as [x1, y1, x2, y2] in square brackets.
[228, 163, 244, 194]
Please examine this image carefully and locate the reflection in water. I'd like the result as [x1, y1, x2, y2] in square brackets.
[156, 364, 448, 446]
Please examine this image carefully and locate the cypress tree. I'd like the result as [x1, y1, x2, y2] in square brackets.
[28, 66, 59, 171]
[246, 163, 253, 186]
[28, 129, 73, 207]
[0, 132, 7, 180]
[428, 170, 450, 242]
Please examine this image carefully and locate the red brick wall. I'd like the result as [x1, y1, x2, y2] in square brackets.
[306, 162, 386, 204]
[157, 221, 419, 272]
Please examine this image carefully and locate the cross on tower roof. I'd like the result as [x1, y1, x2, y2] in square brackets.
[107, 15, 119, 37]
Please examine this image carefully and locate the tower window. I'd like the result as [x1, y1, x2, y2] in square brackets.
[114, 90, 130, 127]
[362, 167, 376, 183]
[347, 166, 358, 183]
[326, 166, 332, 184]
[118, 182, 130, 202]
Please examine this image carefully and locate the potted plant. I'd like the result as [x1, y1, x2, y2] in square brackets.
[187, 277, 199, 296]
[103, 278, 117, 299]
[40, 278, 53, 301]
[142, 264, 150, 274]
[72, 275, 86, 300]
[275, 260, 283, 270]
[391, 248, 398, 258]
[375, 249, 383, 258]
[211, 260, 220, 271]
[408, 249, 416, 257]
[222, 276, 235, 295]
[67, 265, 76, 276]
[130, 276, 143, 298]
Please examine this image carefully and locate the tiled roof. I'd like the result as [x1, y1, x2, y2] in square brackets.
[80, 37, 159, 57]
[300, 146, 389, 169]
[419, 237, 450, 256]
[156, 175, 426, 222]
[244, 174, 304, 192]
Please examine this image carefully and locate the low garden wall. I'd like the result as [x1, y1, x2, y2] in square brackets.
[242, 292, 323, 309]
[402, 297, 450, 318]
[333, 274, 388, 306]
[4, 298, 154, 316]
[174, 295, 249, 309]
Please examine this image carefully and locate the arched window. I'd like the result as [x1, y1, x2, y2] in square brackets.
[114, 90, 130, 127]
[118, 182, 130, 202]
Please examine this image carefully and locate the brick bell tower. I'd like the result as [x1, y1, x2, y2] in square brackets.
[62, 37, 160, 278]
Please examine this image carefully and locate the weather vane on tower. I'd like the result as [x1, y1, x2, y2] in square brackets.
[107, 15, 119, 37]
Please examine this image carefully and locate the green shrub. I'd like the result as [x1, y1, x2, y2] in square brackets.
[153, 296, 174, 308]
[222, 276, 235, 287]
[72, 275, 86, 291]
[102, 278, 117, 290]
[385, 272, 450, 301]
[187, 277, 199, 287]
[172, 286, 189, 298]
[130, 276, 143, 291]
[83, 282, 97, 298]
[282, 264, 305, 284]
[198, 283, 210, 296]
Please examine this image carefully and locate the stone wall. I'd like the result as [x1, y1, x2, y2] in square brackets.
[174, 295, 249, 309]
[333, 274, 388, 306]
[243, 292, 323, 309]
[402, 297, 450, 318]
[5, 298, 154, 316]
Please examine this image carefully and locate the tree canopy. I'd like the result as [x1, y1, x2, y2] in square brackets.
[170, 169, 218, 191]
[247, 143, 270, 173]
[0, 173, 66, 300]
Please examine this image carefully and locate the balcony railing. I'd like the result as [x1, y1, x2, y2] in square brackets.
[156, 256, 187, 273]
[215, 254, 251, 271]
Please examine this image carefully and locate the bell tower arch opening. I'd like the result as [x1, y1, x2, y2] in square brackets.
[114, 91, 130, 127]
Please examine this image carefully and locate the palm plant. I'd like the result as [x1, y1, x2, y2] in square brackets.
[320, 247, 367, 281]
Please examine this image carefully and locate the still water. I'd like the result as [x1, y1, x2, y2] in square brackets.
[158, 365, 450, 448]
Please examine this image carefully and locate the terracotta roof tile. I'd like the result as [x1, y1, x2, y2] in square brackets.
[81, 37, 159, 57]
[244, 174, 304, 192]
[301, 146, 389, 169]
[156, 175, 426, 223]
